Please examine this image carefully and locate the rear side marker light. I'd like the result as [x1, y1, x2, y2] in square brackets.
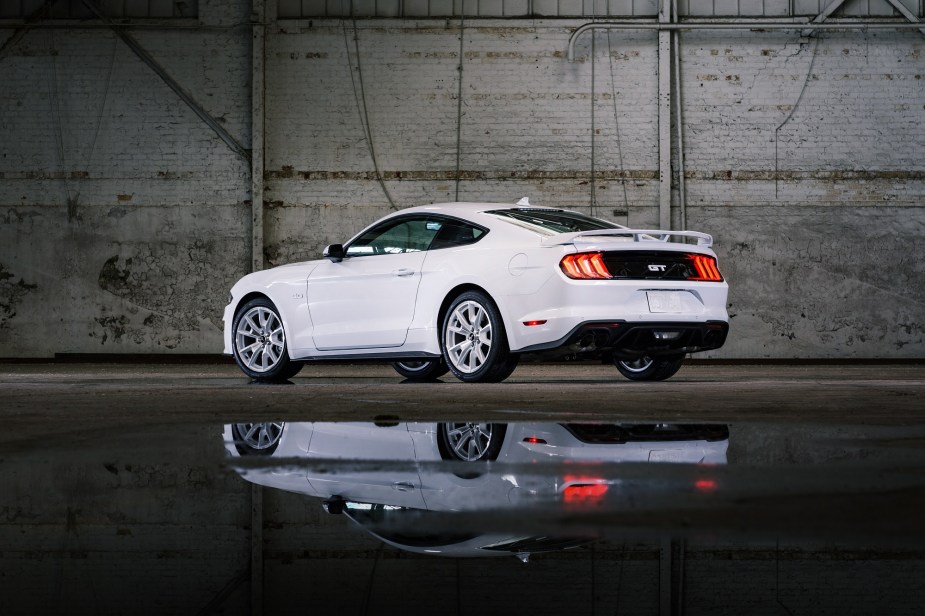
[688, 254, 723, 282]
[524, 437, 547, 444]
[523, 320, 547, 327]
[560, 252, 612, 279]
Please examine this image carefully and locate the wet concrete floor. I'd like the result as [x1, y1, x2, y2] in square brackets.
[1, 362, 924, 615]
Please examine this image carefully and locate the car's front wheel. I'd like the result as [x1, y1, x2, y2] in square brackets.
[232, 297, 302, 382]
[614, 355, 685, 381]
[231, 421, 285, 455]
[441, 291, 518, 383]
[391, 359, 449, 381]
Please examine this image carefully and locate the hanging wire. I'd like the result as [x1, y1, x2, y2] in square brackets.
[47, 29, 75, 219]
[342, 6, 398, 211]
[47, 29, 119, 221]
[775, 36, 820, 199]
[775, 539, 796, 616]
[84, 32, 118, 183]
[607, 31, 630, 216]
[360, 543, 384, 615]
[590, 30, 597, 217]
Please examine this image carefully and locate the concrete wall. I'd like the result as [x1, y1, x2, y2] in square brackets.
[1, 10, 923, 357]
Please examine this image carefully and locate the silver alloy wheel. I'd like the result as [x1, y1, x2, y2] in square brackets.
[235, 306, 286, 373]
[444, 300, 493, 374]
[443, 422, 495, 461]
[618, 356, 655, 373]
[234, 421, 284, 451]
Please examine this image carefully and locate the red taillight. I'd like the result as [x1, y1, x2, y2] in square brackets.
[688, 254, 723, 282]
[560, 252, 612, 279]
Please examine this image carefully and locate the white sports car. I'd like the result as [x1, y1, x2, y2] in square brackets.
[223, 200, 729, 382]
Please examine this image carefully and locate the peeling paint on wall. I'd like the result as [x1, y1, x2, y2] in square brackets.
[0, 263, 37, 330]
[95, 241, 234, 348]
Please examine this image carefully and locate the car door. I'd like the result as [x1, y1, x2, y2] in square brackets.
[306, 216, 441, 351]
[304, 423, 426, 509]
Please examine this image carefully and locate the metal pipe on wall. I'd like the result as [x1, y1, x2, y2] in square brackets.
[657, 0, 672, 229]
[568, 20, 925, 62]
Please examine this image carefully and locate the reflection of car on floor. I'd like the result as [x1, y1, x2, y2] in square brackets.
[223, 200, 729, 383]
[224, 421, 729, 557]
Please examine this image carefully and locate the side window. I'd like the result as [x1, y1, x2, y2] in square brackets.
[346, 217, 441, 257]
[428, 219, 486, 250]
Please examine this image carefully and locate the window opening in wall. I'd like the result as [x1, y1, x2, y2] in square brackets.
[0, 0, 199, 19]
[276, 0, 921, 17]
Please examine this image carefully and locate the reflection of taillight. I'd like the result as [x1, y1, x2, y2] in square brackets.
[695, 479, 717, 492]
[563, 483, 608, 503]
[560, 252, 612, 280]
[687, 254, 723, 282]
[563, 475, 608, 504]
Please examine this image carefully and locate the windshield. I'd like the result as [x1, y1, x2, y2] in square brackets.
[487, 208, 623, 235]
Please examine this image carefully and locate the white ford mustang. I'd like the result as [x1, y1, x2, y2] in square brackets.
[223, 201, 729, 382]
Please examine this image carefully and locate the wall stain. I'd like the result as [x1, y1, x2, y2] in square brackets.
[0, 263, 37, 330]
[95, 242, 231, 348]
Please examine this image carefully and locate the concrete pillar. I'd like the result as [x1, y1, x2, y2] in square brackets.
[251, 0, 267, 272]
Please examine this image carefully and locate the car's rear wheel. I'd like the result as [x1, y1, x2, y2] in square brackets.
[437, 422, 507, 462]
[614, 355, 685, 381]
[231, 421, 285, 455]
[441, 291, 518, 383]
[232, 298, 302, 382]
[391, 359, 449, 381]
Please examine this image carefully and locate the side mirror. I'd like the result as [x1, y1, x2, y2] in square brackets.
[323, 244, 345, 263]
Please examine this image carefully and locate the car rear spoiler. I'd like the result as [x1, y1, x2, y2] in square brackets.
[541, 229, 713, 248]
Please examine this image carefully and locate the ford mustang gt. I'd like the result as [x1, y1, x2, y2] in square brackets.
[223, 200, 729, 382]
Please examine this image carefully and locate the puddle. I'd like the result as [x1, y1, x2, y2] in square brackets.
[2, 419, 924, 614]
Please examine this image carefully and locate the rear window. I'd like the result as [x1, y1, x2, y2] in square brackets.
[487, 209, 621, 234]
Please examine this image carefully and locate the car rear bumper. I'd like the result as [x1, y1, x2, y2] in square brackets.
[517, 320, 729, 359]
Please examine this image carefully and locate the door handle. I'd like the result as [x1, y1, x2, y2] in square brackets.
[392, 268, 415, 277]
[392, 482, 415, 492]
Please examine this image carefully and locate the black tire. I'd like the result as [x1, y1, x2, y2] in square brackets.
[440, 291, 519, 383]
[437, 422, 507, 462]
[231, 422, 285, 455]
[391, 359, 450, 380]
[231, 297, 302, 382]
[614, 355, 685, 381]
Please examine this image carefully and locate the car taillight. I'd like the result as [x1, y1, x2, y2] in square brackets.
[560, 252, 612, 279]
[687, 254, 723, 282]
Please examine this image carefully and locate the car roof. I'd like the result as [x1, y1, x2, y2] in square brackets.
[387, 202, 575, 227]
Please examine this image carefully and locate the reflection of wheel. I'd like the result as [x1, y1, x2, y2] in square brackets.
[441, 291, 518, 383]
[614, 355, 684, 381]
[438, 422, 506, 462]
[231, 422, 285, 455]
[391, 359, 449, 380]
[232, 298, 302, 382]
